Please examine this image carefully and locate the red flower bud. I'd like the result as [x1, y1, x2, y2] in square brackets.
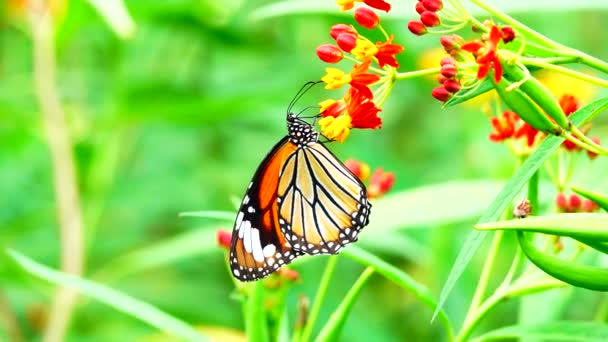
[440, 63, 457, 78]
[330, 24, 357, 40]
[500, 26, 515, 43]
[559, 94, 579, 115]
[440, 34, 464, 52]
[217, 229, 232, 250]
[336, 33, 357, 52]
[415, 2, 426, 14]
[588, 137, 601, 159]
[368, 168, 395, 198]
[443, 79, 461, 93]
[422, 0, 443, 12]
[354, 7, 379, 29]
[569, 194, 582, 212]
[316, 44, 343, 63]
[407, 20, 427, 35]
[440, 57, 455, 66]
[582, 199, 600, 212]
[556, 193, 568, 211]
[562, 139, 580, 151]
[432, 86, 451, 102]
[345, 159, 371, 182]
[437, 74, 448, 84]
[420, 11, 440, 27]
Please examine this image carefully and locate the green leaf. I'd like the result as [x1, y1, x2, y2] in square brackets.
[517, 232, 608, 291]
[85, 0, 136, 39]
[315, 267, 374, 342]
[249, 0, 608, 22]
[474, 321, 608, 341]
[574, 237, 608, 255]
[245, 281, 270, 342]
[7, 249, 207, 342]
[433, 97, 608, 321]
[178, 210, 235, 220]
[444, 80, 493, 107]
[342, 246, 454, 340]
[571, 186, 608, 211]
[475, 213, 608, 240]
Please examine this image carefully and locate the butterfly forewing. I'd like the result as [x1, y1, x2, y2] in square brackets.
[229, 137, 303, 281]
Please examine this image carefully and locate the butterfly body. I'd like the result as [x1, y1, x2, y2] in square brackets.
[229, 113, 371, 281]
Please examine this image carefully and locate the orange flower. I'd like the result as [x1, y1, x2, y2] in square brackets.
[321, 60, 380, 99]
[461, 25, 503, 82]
[489, 111, 518, 142]
[368, 168, 395, 198]
[375, 35, 404, 68]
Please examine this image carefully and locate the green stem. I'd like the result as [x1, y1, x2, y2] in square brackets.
[568, 50, 608, 75]
[457, 277, 565, 342]
[500, 242, 523, 288]
[571, 126, 608, 155]
[377, 24, 389, 41]
[520, 57, 608, 87]
[462, 230, 504, 328]
[300, 257, 339, 342]
[528, 171, 539, 216]
[395, 67, 441, 80]
[562, 132, 604, 155]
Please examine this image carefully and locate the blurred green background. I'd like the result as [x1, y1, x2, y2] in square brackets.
[1, 0, 608, 341]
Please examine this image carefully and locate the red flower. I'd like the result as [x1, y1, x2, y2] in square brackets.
[330, 24, 357, 39]
[346, 86, 382, 128]
[461, 25, 503, 82]
[489, 111, 518, 142]
[407, 20, 427, 35]
[316, 44, 343, 63]
[422, 0, 443, 12]
[514, 122, 539, 146]
[368, 168, 395, 198]
[345, 159, 371, 181]
[364, 0, 391, 12]
[349, 60, 381, 99]
[559, 94, 579, 115]
[354, 7, 379, 29]
[431, 85, 450, 102]
[375, 35, 404, 68]
[420, 11, 440, 27]
[588, 137, 601, 159]
[217, 229, 232, 250]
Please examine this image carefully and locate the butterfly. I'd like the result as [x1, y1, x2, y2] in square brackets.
[229, 82, 372, 281]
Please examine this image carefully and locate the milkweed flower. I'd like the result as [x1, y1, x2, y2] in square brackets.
[217, 229, 232, 250]
[461, 25, 505, 82]
[351, 38, 379, 61]
[321, 60, 380, 99]
[489, 111, 518, 142]
[345, 159, 371, 181]
[375, 35, 404, 68]
[319, 115, 353, 143]
[336, 0, 391, 12]
[368, 168, 395, 198]
[321, 68, 352, 89]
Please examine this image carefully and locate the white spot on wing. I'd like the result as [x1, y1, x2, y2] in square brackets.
[235, 212, 244, 230]
[263, 244, 277, 258]
[251, 228, 264, 262]
[243, 221, 252, 253]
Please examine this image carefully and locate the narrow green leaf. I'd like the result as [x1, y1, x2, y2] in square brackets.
[474, 321, 608, 342]
[571, 186, 608, 211]
[85, 0, 136, 39]
[342, 246, 454, 340]
[433, 97, 608, 320]
[574, 237, 608, 255]
[315, 267, 374, 342]
[444, 80, 493, 107]
[7, 250, 207, 342]
[475, 213, 608, 240]
[518, 232, 608, 291]
[245, 281, 270, 342]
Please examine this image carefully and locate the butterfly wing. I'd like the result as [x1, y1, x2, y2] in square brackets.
[277, 142, 371, 255]
[229, 137, 303, 281]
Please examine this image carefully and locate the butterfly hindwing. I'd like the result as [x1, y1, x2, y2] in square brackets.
[229, 137, 303, 282]
[276, 142, 371, 255]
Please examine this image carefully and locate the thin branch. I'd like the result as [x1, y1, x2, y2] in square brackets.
[28, 2, 85, 341]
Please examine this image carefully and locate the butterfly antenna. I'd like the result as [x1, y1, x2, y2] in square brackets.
[287, 81, 323, 115]
[296, 105, 322, 118]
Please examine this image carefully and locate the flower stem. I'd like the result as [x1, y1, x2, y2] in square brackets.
[377, 24, 389, 41]
[571, 125, 608, 155]
[562, 132, 605, 156]
[520, 57, 608, 88]
[300, 257, 339, 342]
[395, 67, 441, 80]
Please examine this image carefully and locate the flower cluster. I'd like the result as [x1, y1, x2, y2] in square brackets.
[556, 193, 599, 213]
[432, 57, 461, 102]
[345, 159, 395, 198]
[407, 0, 444, 36]
[315, 0, 403, 143]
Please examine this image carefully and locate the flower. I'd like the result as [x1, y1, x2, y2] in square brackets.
[316, 44, 343, 63]
[443, 79, 461, 93]
[345, 159, 371, 181]
[559, 94, 579, 115]
[321, 68, 352, 89]
[368, 168, 395, 198]
[330, 24, 357, 39]
[440, 34, 464, 53]
[514, 122, 540, 147]
[461, 25, 503, 82]
[336, 32, 358, 52]
[421, 0, 443, 12]
[489, 111, 518, 142]
[420, 11, 440, 27]
[319, 115, 352, 142]
[582, 199, 600, 212]
[408, 20, 427, 35]
[336, 0, 391, 12]
[217, 229, 232, 250]
[375, 35, 404, 68]
[500, 26, 515, 43]
[588, 137, 601, 159]
[354, 7, 379, 29]
[351, 38, 379, 60]
[319, 98, 347, 117]
[556, 193, 582, 212]
[431, 86, 450, 102]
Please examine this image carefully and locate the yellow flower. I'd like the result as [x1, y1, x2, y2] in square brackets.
[319, 99, 336, 112]
[319, 115, 352, 143]
[351, 39, 378, 61]
[336, 0, 361, 11]
[321, 68, 352, 90]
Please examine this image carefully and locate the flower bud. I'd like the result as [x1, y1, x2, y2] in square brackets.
[437, 74, 448, 84]
[569, 194, 582, 212]
[440, 34, 464, 53]
[354, 7, 379, 29]
[443, 79, 461, 93]
[440, 57, 455, 66]
[415, 2, 426, 14]
[420, 11, 440, 27]
[432, 86, 451, 102]
[345, 159, 371, 181]
[556, 193, 568, 211]
[217, 229, 232, 250]
[330, 24, 357, 39]
[407, 20, 427, 35]
[562, 139, 580, 151]
[588, 137, 601, 159]
[559, 94, 579, 115]
[316, 44, 343, 63]
[500, 26, 515, 43]
[422, 0, 443, 12]
[336, 33, 357, 52]
[441, 63, 457, 78]
[582, 199, 600, 212]
[368, 168, 395, 198]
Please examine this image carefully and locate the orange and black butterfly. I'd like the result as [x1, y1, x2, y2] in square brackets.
[229, 82, 371, 281]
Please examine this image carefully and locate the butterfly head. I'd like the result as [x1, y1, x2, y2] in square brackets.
[287, 113, 318, 146]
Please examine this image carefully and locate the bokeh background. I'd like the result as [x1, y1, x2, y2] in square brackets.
[1, 0, 608, 341]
